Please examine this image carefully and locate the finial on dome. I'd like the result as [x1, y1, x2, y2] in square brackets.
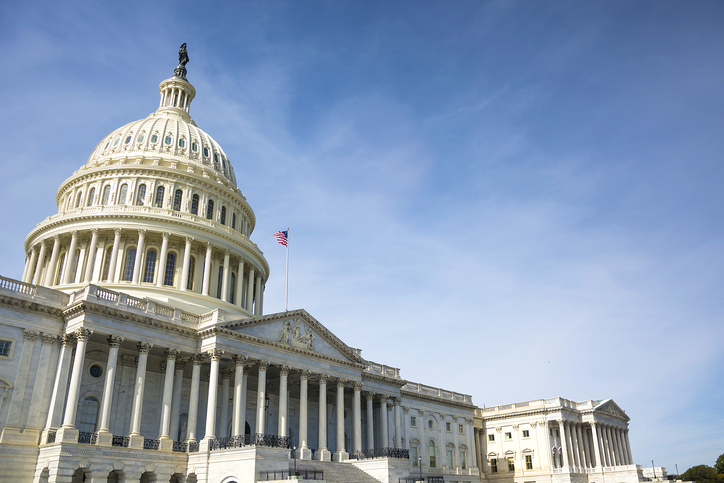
[174, 43, 189, 79]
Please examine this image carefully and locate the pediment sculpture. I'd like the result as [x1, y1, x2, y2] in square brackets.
[279, 319, 315, 351]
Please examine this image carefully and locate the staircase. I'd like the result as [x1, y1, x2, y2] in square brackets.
[294, 459, 383, 483]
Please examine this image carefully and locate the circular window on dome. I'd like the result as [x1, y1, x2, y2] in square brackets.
[203, 147, 209, 157]
[89, 364, 103, 379]
[151, 134, 158, 144]
[137, 133, 145, 143]
[192, 142, 198, 152]
[113, 137, 120, 147]
[165, 135, 172, 145]
[179, 138, 186, 148]
[125, 135, 132, 144]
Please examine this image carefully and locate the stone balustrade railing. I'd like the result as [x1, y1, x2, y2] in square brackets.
[0, 275, 36, 296]
[365, 361, 402, 379]
[402, 382, 472, 404]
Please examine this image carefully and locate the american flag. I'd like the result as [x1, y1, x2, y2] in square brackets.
[274, 230, 288, 246]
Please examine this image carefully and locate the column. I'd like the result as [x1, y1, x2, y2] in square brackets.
[393, 397, 402, 450]
[0, 330, 38, 440]
[590, 422, 602, 469]
[83, 229, 99, 282]
[379, 395, 389, 449]
[604, 425, 614, 466]
[57, 328, 93, 442]
[570, 421, 581, 470]
[234, 260, 245, 306]
[170, 359, 187, 442]
[186, 354, 205, 442]
[202, 349, 223, 446]
[219, 369, 233, 438]
[24, 334, 57, 435]
[23, 247, 38, 283]
[365, 392, 375, 451]
[352, 382, 362, 455]
[157, 348, 179, 450]
[576, 423, 588, 468]
[333, 378, 348, 461]
[582, 425, 593, 468]
[156, 232, 170, 287]
[43, 334, 75, 437]
[255, 360, 270, 434]
[128, 343, 152, 447]
[202, 242, 213, 295]
[298, 370, 311, 459]
[91, 236, 107, 282]
[275, 366, 289, 438]
[246, 267, 255, 311]
[221, 250, 230, 300]
[231, 355, 247, 437]
[599, 424, 610, 467]
[32, 241, 48, 285]
[468, 419, 478, 471]
[61, 231, 79, 284]
[254, 273, 263, 315]
[131, 229, 146, 284]
[96, 336, 124, 445]
[614, 427, 624, 465]
[558, 420, 570, 469]
[106, 229, 121, 283]
[44, 235, 61, 286]
[317, 374, 330, 461]
[180, 236, 193, 291]
[624, 429, 634, 465]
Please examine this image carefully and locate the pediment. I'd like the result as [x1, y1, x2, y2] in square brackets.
[220, 309, 366, 365]
[593, 399, 629, 421]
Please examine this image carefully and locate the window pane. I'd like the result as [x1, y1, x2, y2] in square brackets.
[187, 256, 195, 290]
[191, 194, 199, 215]
[123, 248, 136, 281]
[220, 206, 226, 225]
[143, 249, 157, 283]
[155, 186, 165, 208]
[87, 188, 95, 206]
[164, 253, 176, 286]
[118, 184, 128, 205]
[136, 184, 146, 205]
[102, 185, 111, 205]
[206, 200, 214, 220]
[77, 397, 99, 433]
[173, 189, 183, 211]
[55, 253, 66, 285]
[217, 266, 223, 299]
[101, 249, 112, 282]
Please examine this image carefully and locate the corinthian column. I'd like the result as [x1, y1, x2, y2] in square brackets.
[62, 231, 79, 284]
[591, 422, 602, 469]
[106, 229, 121, 282]
[186, 354, 205, 442]
[158, 348, 180, 450]
[128, 342, 153, 448]
[180, 236, 193, 291]
[96, 336, 124, 446]
[558, 420, 570, 470]
[365, 392, 375, 451]
[131, 229, 146, 284]
[44, 235, 61, 286]
[156, 232, 170, 287]
[56, 328, 93, 442]
[333, 378, 348, 462]
[32, 240, 48, 285]
[278, 366, 290, 438]
[255, 361, 270, 434]
[393, 397, 402, 449]
[317, 374, 331, 461]
[231, 355, 248, 437]
[379, 395, 389, 449]
[352, 382, 363, 455]
[201, 349, 224, 448]
[298, 370, 312, 459]
[83, 229, 99, 282]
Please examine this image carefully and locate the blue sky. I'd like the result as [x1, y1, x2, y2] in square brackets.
[1, 0, 723, 472]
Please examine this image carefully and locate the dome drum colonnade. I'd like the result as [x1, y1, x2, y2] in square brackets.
[21, 68, 269, 317]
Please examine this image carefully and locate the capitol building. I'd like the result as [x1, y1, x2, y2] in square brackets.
[0, 48, 649, 483]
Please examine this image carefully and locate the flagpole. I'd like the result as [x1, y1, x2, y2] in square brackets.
[285, 227, 289, 311]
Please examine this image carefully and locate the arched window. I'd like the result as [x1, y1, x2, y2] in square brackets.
[101, 185, 111, 205]
[229, 272, 236, 303]
[136, 184, 146, 205]
[70, 249, 81, 283]
[232, 213, 236, 230]
[206, 199, 214, 220]
[77, 396, 100, 433]
[190, 194, 199, 215]
[55, 253, 66, 285]
[101, 249, 112, 282]
[429, 440, 437, 468]
[75, 191, 83, 208]
[118, 184, 128, 205]
[143, 249, 157, 283]
[122, 248, 136, 281]
[186, 256, 195, 290]
[86, 187, 95, 206]
[216, 266, 223, 299]
[173, 189, 183, 211]
[154, 185, 165, 208]
[220, 206, 226, 225]
[164, 253, 177, 286]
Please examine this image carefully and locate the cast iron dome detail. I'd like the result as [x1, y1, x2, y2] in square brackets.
[22, 47, 269, 318]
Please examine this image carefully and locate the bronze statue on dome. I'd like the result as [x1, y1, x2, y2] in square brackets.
[174, 43, 189, 79]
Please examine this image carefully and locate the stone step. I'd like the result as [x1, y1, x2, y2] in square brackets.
[294, 459, 383, 483]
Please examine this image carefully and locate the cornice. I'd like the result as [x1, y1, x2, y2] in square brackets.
[400, 387, 476, 410]
[361, 372, 406, 388]
[0, 293, 65, 318]
[63, 302, 197, 337]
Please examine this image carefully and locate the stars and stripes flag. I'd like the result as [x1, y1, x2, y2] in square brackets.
[274, 230, 288, 246]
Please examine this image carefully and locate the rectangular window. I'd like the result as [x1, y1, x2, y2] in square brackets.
[459, 424, 464, 434]
[522, 429, 530, 438]
[447, 449, 454, 469]
[508, 457, 515, 471]
[411, 416, 417, 427]
[461, 451, 467, 469]
[490, 459, 498, 473]
[411, 446, 418, 466]
[526, 454, 533, 470]
[0, 340, 11, 357]
[488, 434, 495, 442]
[446, 422, 451, 432]
[505, 432, 512, 440]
